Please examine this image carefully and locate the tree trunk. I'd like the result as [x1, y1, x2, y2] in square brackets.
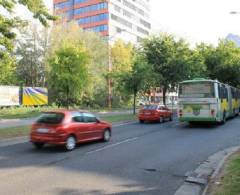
[133, 90, 137, 115]
[163, 86, 167, 105]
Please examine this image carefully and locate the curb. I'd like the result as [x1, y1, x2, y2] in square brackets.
[174, 146, 240, 195]
[0, 120, 137, 148]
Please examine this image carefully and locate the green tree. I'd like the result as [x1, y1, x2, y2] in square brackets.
[49, 22, 108, 108]
[0, 0, 55, 85]
[111, 40, 133, 73]
[0, 0, 55, 55]
[110, 39, 134, 107]
[141, 33, 193, 104]
[211, 40, 240, 87]
[196, 40, 240, 87]
[48, 41, 89, 108]
[0, 52, 16, 84]
[117, 53, 154, 114]
[15, 25, 50, 87]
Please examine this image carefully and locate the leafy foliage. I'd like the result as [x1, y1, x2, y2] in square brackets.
[117, 53, 154, 114]
[0, 52, 16, 84]
[49, 22, 108, 108]
[141, 33, 197, 104]
[111, 40, 133, 73]
[48, 41, 89, 108]
[110, 40, 134, 107]
[0, 0, 56, 55]
[15, 25, 50, 87]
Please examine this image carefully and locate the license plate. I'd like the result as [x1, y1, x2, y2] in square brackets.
[144, 112, 150, 115]
[37, 128, 49, 133]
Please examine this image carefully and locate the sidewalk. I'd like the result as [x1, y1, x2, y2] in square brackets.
[175, 146, 240, 195]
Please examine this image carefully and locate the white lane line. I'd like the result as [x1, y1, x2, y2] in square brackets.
[86, 137, 139, 155]
[112, 121, 137, 127]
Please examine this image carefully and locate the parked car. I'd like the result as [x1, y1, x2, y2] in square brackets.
[30, 110, 112, 151]
[138, 105, 173, 123]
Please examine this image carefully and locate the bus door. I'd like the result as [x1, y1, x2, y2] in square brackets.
[227, 86, 233, 117]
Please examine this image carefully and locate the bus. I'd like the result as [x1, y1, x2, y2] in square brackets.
[178, 78, 240, 124]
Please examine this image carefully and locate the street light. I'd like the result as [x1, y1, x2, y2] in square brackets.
[107, 28, 127, 109]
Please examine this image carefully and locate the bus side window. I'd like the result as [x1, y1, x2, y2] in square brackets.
[225, 86, 228, 101]
[219, 84, 223, 102]
[218, 84, 221, 99]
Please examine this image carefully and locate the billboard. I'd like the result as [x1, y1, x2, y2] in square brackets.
[22, 87, 48, 106]
[0, 86, 20, 106]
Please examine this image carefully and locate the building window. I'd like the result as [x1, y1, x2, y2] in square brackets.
[114, 4, 121, 12]
[54, 1, 72, 10]
[137, 26, 149, 35]
[78, 13, 108, 24]
[140, 19, 151, 29]
[75, 0, 88, 4]
[74, 2, 107, 15]
[111, 14, 132, 28]
[123, 9, 133, 19]
[84, 25, 108, 32]
[122, 0, 145, 17]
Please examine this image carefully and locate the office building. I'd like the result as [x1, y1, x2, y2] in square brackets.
[53, 0, 151, 44]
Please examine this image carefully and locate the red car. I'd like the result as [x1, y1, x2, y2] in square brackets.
[138, 105, 173, 123]
[30, 110, 112, 151]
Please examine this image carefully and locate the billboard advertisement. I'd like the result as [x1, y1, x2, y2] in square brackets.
[22, 87, 48, 106]
[0, 86, 20, 106]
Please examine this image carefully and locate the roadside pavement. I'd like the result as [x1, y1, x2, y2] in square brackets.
[175, 146, 240, 195]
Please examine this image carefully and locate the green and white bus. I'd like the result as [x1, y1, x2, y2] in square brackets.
[178, 78, 240, 123]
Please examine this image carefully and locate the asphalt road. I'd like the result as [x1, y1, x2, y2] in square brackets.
[1, 117, 240, 195]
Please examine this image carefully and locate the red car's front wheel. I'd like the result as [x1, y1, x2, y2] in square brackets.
[103, 129, 111, 142]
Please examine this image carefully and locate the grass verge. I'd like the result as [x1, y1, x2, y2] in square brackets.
[0, 107, 59, 119]
[0, 106, 133, 119]
[210, 151, 240, 195]
[0, 126, 30, 139]
[100, 114, 136, 123]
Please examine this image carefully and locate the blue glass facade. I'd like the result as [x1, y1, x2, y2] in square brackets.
[54, 1, 72, 10]
[55, 0, 89, 10]
[85, 25, 108, 32]
[54, 0, 109, 34]
[74, 2, 107, 15]
[78, 13, 108, 24]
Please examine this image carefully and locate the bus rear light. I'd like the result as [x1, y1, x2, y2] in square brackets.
[211, 109, 215, 116]
[179, 110, 183, 117]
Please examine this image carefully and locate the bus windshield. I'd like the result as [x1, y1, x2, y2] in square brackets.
[179, 82, 215, 98]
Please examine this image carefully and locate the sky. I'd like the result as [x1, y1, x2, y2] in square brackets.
[17, 0, 240, 46]
[150, 0, 240, 45]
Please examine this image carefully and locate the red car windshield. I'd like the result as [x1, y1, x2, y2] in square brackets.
[37, 113, 65, 124]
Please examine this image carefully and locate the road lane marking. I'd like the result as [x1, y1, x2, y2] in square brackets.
[112, 121, 137, 127]
[86, 137, 139, 155]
